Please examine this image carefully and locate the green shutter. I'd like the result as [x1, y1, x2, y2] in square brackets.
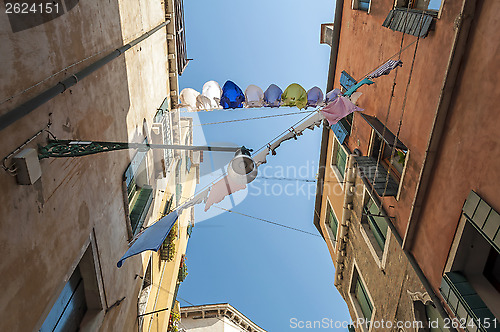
[336, 146, 347, 178]
[355, 278, 373, 320]
[129, 186, 153, 233]
[176, 183, 183, 206]
[440, 272, 498, 332]
[328, 206, 338, 239]
[366, 201, 388, 250]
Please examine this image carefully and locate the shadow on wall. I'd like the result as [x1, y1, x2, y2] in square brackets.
[6, 0, 79, 33]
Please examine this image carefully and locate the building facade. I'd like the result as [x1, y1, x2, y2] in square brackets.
[315, 0, 499, 330]
[179, 303, 267, 332]
[0, 0, 197, 331]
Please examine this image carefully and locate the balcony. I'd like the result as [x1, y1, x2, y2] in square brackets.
[382, 8, 433, 37]
[354, 156, 399, 197]
[160, 222, 177, 261]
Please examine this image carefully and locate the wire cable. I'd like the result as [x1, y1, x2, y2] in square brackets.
[180, 110, 316, 129]
[367, 1, 413, 207]
[212, 205, 321, 238]
[381, 11, 425, 198]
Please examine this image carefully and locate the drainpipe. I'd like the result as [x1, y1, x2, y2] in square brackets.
[358, 176, 455, 329]
[403, 0, 477, 250]
[334, 156, 355, 286]
[313, 0, 345, 236]
[0, 20, 170, 132]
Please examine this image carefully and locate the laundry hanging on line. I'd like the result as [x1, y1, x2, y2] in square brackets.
[320, 96, 364, 126]
[116, 111, 329, 267]
[367, 59, 403, 79]
[281, 83, 308, 110]
[220, 80, 245, 109]
[264, 84, 283, 107]
[244, 85, 265, 108]
[307, 86, 324, 108]
[117, 210, 179, 267]
[204, 175, 247, 211]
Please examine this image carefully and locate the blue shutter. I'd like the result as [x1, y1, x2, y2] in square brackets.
[40, 267, 87, 332]
[330, 122, 348, 145]
[340, 71, 357, 90]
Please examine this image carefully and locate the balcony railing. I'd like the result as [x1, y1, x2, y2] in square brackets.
[382, 8, 433, 37]
[354, 156, 399, 197]
[160, 222, 177, 261]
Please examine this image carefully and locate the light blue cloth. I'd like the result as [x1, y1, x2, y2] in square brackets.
[220, 80, 245, 109]
[307, 86, 324, 108]
[263, 84, 283, 107]
[343, 78, 374, 97]
[117, 210, 179, 267]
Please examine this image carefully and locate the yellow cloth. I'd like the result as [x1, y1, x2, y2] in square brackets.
[281, 83, 308, 109]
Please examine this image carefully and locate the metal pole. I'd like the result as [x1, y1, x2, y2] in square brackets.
[137, 307, 169, 318]
[0, 21, 170, 132]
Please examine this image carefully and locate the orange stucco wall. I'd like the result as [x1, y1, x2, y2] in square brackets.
[334, 0, 463, 237]
[410, 0, 500, 291]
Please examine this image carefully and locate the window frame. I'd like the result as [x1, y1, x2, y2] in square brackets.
[352, 0, 372, 13]
[124, 139, 154, 237]
[358, 189, 391, 270]
[349, 262, 376, 332]
[393, 0, 443, 18]
[330, 136, 349, 184]
[325, 199, 340, 248]
[443, 212, 500, 321]
[37, 235, 105, 332]
[367, 129, 409, 200]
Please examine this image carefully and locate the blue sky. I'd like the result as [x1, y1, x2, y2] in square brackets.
[177, 0, 352, 330]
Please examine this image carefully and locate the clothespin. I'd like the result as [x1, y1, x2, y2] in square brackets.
[268, 144, 276, 156]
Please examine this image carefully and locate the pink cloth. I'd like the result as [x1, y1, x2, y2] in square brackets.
[204, 176, 246, 211]
[320, 96, 363, 125]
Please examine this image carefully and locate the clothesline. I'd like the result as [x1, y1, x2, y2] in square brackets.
[178, 110, 317, 129]
[117, 31, 421, 267]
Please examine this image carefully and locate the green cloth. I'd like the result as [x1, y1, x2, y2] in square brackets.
[281, 83, 308, 109]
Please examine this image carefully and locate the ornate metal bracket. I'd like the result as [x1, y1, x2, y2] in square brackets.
[38, 140, 134, 159]
[38, 140, 244, 159]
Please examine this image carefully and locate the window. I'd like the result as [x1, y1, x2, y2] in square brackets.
[353, 0, 371, 12]
[484, 248, 500, 292]
[355, 277, 373, 320]
[441, 191, 500, 326]
[138, 258, 152, 331]
[357, 113, 408, 197]
[349, 265, 374, 330]
[413, 300, 450, 332]
[331, 138, 348, 180]
[358, 191, 391, 268]
[40, 242, 104, 332]
[326, 201, 339, 243]
[364, 196, 389, 251]
[124, 142, 154, 236]
[40, 267, 87, 332]
[370, 131, 407, 183]
[395, 0, 443, 12]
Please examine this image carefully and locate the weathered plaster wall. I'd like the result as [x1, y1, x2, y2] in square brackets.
[410, 0, 500, 291]
[0, 0, 173, 331]
[336, 177, 428, 329]
[335, 0, 463, 236]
